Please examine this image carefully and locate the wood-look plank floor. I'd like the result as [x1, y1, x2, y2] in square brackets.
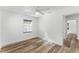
[1, 38, 79, 53]
[1, 38, 61, 53]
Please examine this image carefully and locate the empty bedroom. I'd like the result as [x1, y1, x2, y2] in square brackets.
[0, 6, 79, 53]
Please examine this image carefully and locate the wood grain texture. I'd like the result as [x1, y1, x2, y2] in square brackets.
[1, 37, 79, 53]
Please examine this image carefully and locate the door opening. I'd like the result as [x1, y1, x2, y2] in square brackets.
[66, 20, 78, 35]
[63, 14, 79, 39]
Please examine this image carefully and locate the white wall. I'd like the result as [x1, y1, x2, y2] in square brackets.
[0, 11, 2, 49]
[1, 7, 79, 47]
[39, 7, 79, 45]
[0, 10, 39, 47]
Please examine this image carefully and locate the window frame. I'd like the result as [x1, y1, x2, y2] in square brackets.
[23, 19, 32, 33]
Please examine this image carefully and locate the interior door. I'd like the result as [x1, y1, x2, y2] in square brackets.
[66, 20, 77, 34]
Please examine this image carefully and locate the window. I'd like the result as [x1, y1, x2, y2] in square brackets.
[23, 19, 32, 33]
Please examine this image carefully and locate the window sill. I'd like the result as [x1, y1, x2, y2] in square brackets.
[23, 31, 32, 33]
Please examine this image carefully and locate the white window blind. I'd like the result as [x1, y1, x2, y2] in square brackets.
[23, 19, 32, 33]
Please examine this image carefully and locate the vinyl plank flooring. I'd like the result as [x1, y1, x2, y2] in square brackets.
[1, 38, 39, 52]
[1, 38, 79, 53]
[7, 39, 41, 53]
[13, 40, 44, 53]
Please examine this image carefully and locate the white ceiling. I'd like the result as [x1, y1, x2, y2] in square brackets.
[0, 6, 69, 17]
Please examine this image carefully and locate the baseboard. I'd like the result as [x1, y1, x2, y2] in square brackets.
[0, 47, 1, 52]
[1, 37, 40, 49]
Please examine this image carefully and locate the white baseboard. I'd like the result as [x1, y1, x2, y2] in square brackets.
[42, 37, 63, 45]
[1, 36, 38, 48]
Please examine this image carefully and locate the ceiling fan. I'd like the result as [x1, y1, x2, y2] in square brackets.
[33, 6, 45, 15]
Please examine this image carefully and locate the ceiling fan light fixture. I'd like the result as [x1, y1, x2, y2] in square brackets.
[35, 12, 41, 15]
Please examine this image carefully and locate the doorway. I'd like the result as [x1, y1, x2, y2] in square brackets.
[63, 14, 79, 39]
[66, 19, 78, 34]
